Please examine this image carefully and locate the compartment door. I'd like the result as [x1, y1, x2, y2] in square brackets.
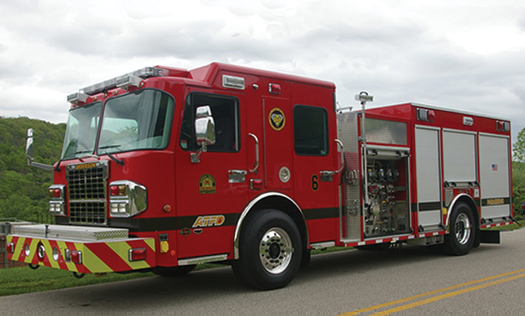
[479, 134, 512, 220]
[415, 126, 442, 230]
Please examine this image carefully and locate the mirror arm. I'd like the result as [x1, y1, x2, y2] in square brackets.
[191, 143, 207, 163]
[28, 160, 54, 171]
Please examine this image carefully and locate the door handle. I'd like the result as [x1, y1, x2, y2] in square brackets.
[248, 133, 259, 173]
[335, 139, 344, 174]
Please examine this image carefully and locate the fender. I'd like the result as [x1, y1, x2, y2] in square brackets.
[233, 192, 308, 259]
[445, 193, 478, 230]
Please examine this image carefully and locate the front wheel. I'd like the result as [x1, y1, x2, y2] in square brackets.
[232, 209, 302, 290]
[443, 202, 476, 256]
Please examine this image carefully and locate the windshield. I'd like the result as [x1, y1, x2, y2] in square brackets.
[60, 89, 174, 160]
[61, 102, 102, 159]
[98, 89, 174, 154]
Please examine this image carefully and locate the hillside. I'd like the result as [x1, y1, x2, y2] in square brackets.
[0, 117, 66, 222]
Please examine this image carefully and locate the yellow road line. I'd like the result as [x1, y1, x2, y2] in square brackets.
[341, 268, 525, 316]
[372, 272, 525, 315]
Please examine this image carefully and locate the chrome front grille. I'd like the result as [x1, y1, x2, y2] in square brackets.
[66, 161, 108, 225]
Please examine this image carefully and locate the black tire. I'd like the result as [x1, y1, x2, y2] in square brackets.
[443, 202, 476, 256]
[152, 265, 196, 277]
[232, 209, 302, 290]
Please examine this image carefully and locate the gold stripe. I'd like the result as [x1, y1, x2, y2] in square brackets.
[372, 273, 525, 315]
[341, 268, 525, 315]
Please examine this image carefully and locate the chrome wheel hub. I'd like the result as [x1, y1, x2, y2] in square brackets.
[259, 227, 293, 274]
[455, 213, 471, 245]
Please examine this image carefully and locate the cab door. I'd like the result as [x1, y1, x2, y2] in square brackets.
[290, 83, 339, 243]
[175, 89, 248, 260]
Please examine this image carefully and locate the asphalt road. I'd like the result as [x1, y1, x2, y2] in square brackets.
[2, 228, 525, 316]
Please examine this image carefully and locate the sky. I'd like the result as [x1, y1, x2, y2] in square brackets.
[1, 0, 524, 142]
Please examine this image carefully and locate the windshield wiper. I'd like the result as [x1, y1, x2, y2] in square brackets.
[99, 146, 125, 166]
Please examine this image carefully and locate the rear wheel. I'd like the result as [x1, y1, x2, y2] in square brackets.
[443, 202, 476, 255]
[232, 209, 302, 290]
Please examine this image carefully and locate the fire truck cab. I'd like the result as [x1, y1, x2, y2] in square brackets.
[5, 63, 513, 290]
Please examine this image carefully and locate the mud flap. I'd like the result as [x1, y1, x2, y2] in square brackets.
[480, 230, 500, 244]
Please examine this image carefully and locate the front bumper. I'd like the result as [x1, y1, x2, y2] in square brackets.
[6, 224, 156, 274]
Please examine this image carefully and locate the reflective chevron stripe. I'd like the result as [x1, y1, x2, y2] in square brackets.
[6, 235, 155, 273]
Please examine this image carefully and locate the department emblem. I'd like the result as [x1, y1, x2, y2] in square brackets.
[269, 108, 285, 131]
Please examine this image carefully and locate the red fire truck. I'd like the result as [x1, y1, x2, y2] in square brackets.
[4, 63, 513, 290]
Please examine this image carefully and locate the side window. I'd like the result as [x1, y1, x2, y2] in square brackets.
[294, 105, 329, 156]
[180, 93, 239, 152]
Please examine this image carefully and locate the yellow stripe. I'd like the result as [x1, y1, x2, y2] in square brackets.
[8, 236, 155, 273]
[25, 238, 40, 264]
[9, 236, 24, 261]
[105, 239, 155, 270]
[41, 239, 60, 269]
[81, 244, 113, 273]
[145, 238, 155, 251]
[372, 273, 525, 315]
[341, 268, 525, 316]
[55, 240, 79, 272]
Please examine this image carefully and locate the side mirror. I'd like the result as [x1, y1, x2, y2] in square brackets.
[191, 106, 216, 163]
[25, 128, 53, 171]
[26, 128, 34, 161]
[195, 105, 216, 146]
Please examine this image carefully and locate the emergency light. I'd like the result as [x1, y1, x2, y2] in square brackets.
[496, 120, 510, 132]
[416, 108, 435, 122]
[67, 67, 169, 104]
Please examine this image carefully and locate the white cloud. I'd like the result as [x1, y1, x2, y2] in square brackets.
[0, 0, 524, 141]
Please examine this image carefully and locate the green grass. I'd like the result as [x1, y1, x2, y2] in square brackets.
[0, 262, 229, 297]
[0, 266, 155, 296]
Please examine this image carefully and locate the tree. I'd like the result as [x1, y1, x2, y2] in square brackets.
[0, 117, 65, 222]
[514, 128, 525, 163]
[513, 127, 525, 217]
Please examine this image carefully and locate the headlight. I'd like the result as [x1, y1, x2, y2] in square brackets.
[48, 184, 66, 216]
[109, 180, 147, 217]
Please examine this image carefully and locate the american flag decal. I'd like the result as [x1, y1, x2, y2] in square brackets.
[492, 164, 498, 171]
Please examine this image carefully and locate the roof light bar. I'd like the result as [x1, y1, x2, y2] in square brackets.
[116, 74, 142, 90]
[67, 91, 89, 104]
[67, 67, 169, 103]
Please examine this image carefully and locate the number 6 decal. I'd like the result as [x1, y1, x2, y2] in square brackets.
[311, 174, 319, 191]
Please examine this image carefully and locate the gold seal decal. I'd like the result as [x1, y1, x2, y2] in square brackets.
[269, 108, 285, 131]
[199, 174, 216, 194]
